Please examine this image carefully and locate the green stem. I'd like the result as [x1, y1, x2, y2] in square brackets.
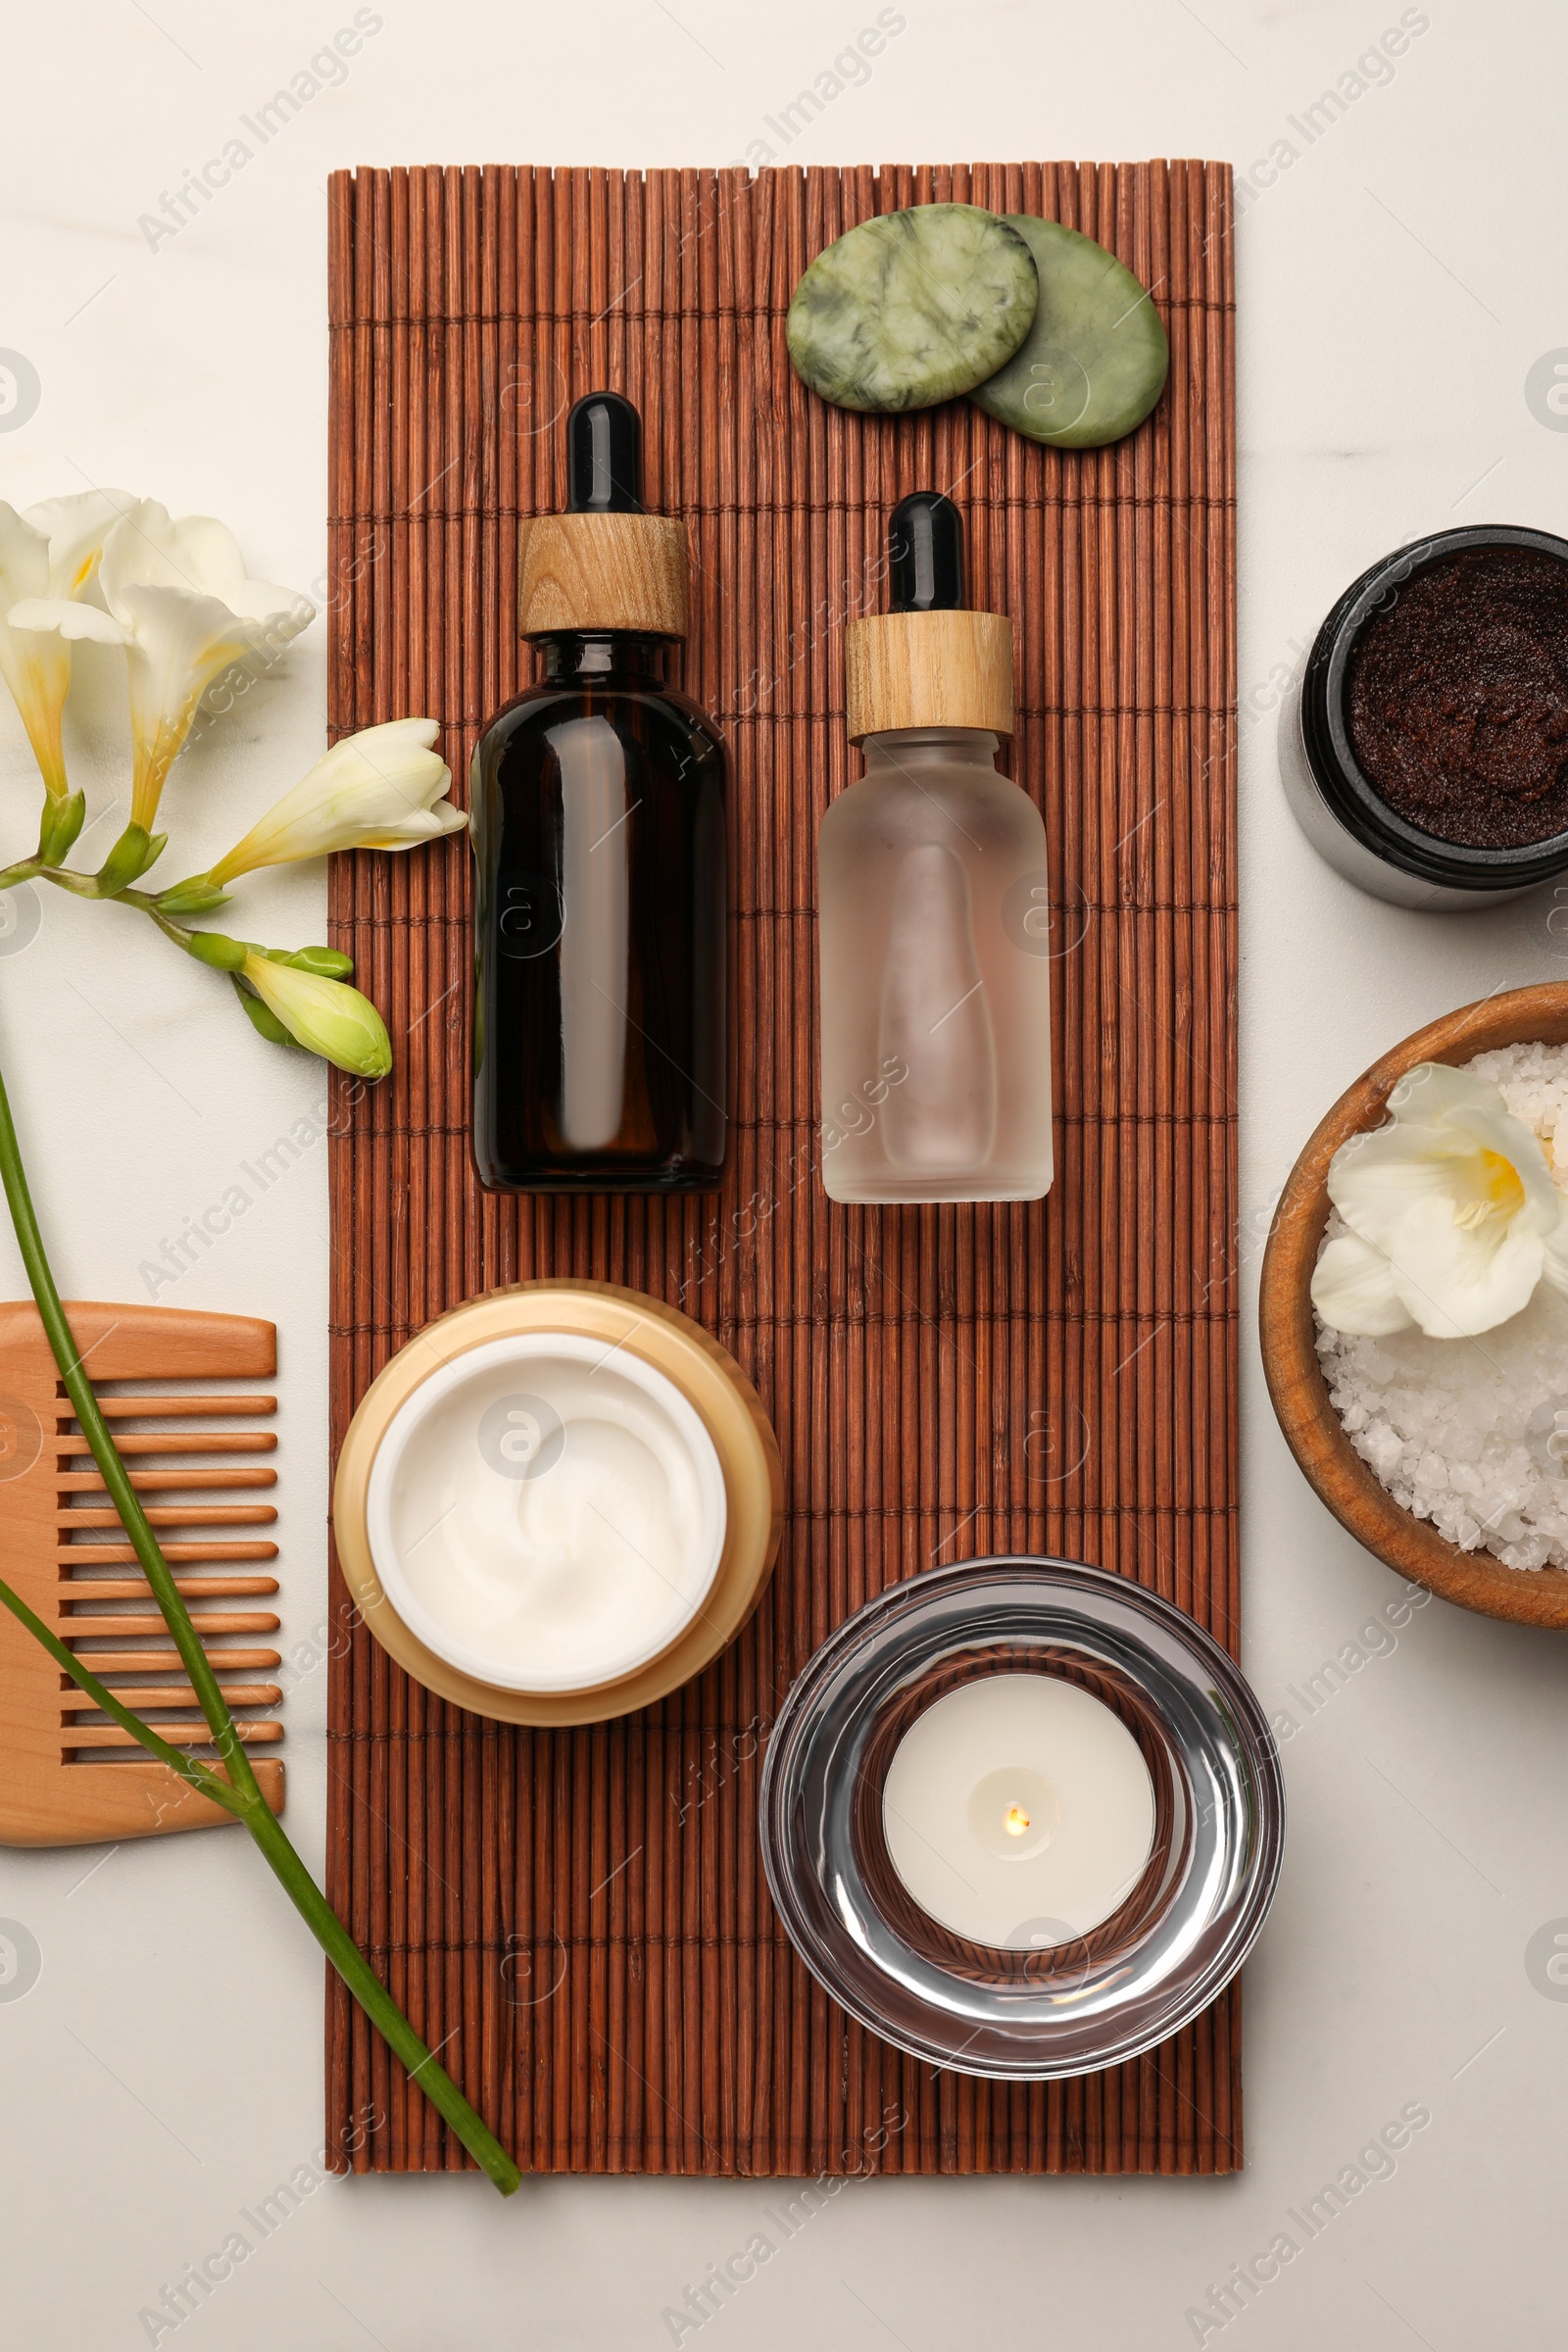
[131, 897, 197, 954]
[0, 1046, 520, 2195]
[2, 1094, 267, 1795]
[29, 873, 201, 952]
[35, 864, 104, 899]
[0, 1578, 244, 1813]
[37, 871, 173, 906]
[0, 858, 43, 892]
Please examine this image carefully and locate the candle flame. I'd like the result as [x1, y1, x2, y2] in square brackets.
[1004, 1804, 1031, 1838]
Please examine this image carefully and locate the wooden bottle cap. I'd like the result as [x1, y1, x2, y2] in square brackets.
[517, 512, 688, 639]
[844, 608, 1014, 741]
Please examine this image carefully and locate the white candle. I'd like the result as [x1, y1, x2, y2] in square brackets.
[881, 1673, 1156, 1949]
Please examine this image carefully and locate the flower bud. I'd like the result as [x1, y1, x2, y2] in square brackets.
[183, 929, 249, 972]
[241, 950, 391, 1079]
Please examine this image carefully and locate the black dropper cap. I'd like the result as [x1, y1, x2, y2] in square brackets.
[565, 391, 643, 514]
[888, 491, 965, 613]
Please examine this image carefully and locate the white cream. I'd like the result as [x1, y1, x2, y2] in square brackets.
[881, 1674, 1156, 1949]
[366, 1334, 725, 1691]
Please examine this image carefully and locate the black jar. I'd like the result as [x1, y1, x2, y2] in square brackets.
[1280, 523, 1568, 909]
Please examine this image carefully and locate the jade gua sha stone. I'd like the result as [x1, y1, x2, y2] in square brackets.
[469, 390, 728, 1193]
[786, 204, 1038, 413]
[970, 216, 1168, 448]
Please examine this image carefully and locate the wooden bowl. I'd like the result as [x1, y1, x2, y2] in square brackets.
[1259, 981, 1568, 1629]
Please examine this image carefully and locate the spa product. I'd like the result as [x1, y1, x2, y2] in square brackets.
[1347, 550, 1568, 848]
[333, 1281, 784, 1725]
[759, 1555, 1285, 2079]
[969, 215, 1168, 449]
[881, 1674, 1155, 1949]
[786, 204, 1037, 413]
[1279, 523, 1568, 908]
[0, 1298, 285, 1848]
[366, 1331, 727, 1693]
[784, 203, 1165, 452]
[1315, 1041, 1568, 1573]
[817, 491, 1054, 1202]
[469, 390, 727, 1191]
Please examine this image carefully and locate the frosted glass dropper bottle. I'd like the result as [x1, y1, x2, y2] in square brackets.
[817, 491, 1054, 1203]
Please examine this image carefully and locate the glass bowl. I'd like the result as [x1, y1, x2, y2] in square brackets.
[759, 1555, 1284, 2080]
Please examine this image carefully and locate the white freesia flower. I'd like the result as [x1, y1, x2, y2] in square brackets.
[1312, 1061, 1568, 1340]
[207, 719, 462, 884]
[0, 488, 131, 798]
[242, 951, 392, 1079]
[10, 500, 313, 831]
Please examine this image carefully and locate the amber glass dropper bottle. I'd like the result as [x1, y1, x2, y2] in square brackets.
[469, 391, 727, 1192]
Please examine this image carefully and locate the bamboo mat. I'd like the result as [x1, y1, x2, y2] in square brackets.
[323, 159, 1238, 2178]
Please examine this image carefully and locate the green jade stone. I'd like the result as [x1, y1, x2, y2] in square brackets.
[970, 215, 1169, 449]
[786, 204, 1038, 414]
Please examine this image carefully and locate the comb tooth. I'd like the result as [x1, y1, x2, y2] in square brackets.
[55, 1432, 277, 1454]
[59, 1503, 278, 1530]
[80, 1395, 276, 1419]
[66, 1722, 284, 1749]
[57, 1466, 277, 1490]
[61, 1576, 279, 1600]
[64, 1543, 279, 1565]
[70, 1646, 284, 1671]
[61, 1684, 282, 1708]
[62, 1609, 280, 1639]
[20, 1327, 290, 1816]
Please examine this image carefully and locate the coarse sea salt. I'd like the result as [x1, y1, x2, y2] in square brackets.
[1315, 1040, 1568, 1573]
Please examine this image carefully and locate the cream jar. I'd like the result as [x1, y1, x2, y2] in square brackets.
[366, 1333, 726, 1692]
[332, 1280, 783, 1727]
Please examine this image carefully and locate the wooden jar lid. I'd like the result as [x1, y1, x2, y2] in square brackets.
[844, 609, 1014, 741]
[517, 512, 688, 638]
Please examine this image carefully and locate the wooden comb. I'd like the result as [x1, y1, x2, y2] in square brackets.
[0, 1300, 285, 1846]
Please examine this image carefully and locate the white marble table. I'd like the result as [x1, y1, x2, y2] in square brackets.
[3, 2, 1565, 2343]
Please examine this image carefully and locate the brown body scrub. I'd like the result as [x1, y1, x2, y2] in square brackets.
[1347, 549, 1568, 849]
